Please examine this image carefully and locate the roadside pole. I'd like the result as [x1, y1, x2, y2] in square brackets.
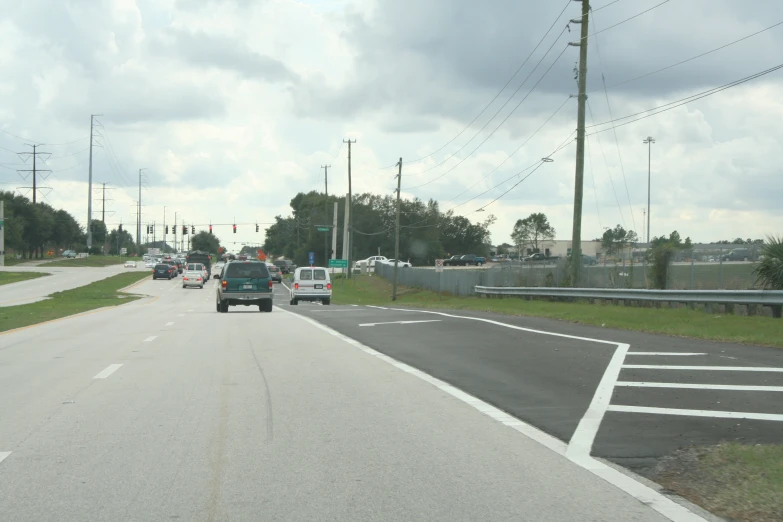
[0, 201, 5, 267]
[435, 258, 444, 301]
[392, 158, 402, 301]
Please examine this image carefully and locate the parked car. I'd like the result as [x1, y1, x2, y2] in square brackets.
[444, 254, 485, 267]
[215, 260, 274, 313]
[267, 264, 283, 283]
[523, 253, 560, 263]
[182, 269, 205, 289]
[354, 256, 388, 270]
[721, 248, 752, 262]
[379, 258, 412, 268]
[442, 255, 464, 267]
[153, 263, 174, 280]
[289, 266, 331, 306]
[62, 250, 76, 258]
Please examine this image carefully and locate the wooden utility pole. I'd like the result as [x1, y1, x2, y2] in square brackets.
[392, 158, 402, 301]
[343, 139, 356, 278]
[322, 164, 330, 265]
[569, 0, 590, 286]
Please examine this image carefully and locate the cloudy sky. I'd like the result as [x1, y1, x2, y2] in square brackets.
[1, 0, 781, 251]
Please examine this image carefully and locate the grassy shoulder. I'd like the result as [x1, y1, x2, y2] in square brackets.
[39, 256, 127, 267]
[1, 256, 29, 266]
[656, 443, 783, 522]
[0, 271, 48, 286]
[0, 272, 150, 333]
[332, 275, 783, 347]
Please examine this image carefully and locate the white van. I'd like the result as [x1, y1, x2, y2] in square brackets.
[290, 266, 332, 305]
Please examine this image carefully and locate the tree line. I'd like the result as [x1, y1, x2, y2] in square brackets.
[1, 191, 85, 258]
[263, 191, 494, 267]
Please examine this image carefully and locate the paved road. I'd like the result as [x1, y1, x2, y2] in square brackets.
[0, 264, 135, 307]
[0, 278, 676, 521]
[281, 300, 783, 479]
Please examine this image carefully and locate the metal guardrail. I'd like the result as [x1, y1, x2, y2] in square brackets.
[474, 286, 783, 306]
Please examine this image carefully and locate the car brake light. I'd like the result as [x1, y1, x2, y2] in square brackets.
[197, 277, 202, 281]
[268, 280, 273, 289]
[294, 283, 299, 290]
[327, 283, 332, 290]
[183, 277, 188, 280]
[221, 280, 227, 289]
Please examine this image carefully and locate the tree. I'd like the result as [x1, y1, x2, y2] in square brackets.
[191, 231, 221, 254]
[753, 235, 783, 288]
[90, 220, 108, 244]
[601, 224, 639, 257]
[647, 230, 693, 289]
[511, 213, 555, 253]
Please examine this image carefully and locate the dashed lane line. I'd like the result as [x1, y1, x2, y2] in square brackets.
[607, 405, 783, 422]
[143, 336, 157, 342]
[626, 352, 706, 356]
[359, 320, 442, 327]
[93, 364, 123, 379]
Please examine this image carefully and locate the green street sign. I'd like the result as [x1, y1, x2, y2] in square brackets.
[317, 227, 330, 232]
[329, 259, 348, 268]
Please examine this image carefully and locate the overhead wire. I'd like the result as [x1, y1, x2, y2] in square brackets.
[580, 0, 672, 41]
[377, 0, 574, 170]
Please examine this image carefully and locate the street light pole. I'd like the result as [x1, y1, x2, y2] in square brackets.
[643, 137, 655, 244]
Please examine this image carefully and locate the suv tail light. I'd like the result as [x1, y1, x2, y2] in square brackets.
[294, 283, 299, 290]
[327, 283, 332, 290]
[268, 280, 273, 289]
[221, 280, 227, 289]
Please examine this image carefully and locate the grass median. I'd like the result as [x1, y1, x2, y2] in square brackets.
[39, 256, 128, 267]
[656, 443, 783, 522]
[0, 271, 150, 333]
[0, 271, 48, 286]
[332, 275, 783, 347]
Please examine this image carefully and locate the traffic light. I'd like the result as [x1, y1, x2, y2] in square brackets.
[255, 223, 259, 232]
[151, 225, 154, 234]
[182, 225, 187, 235]
[209, 224, 212, 233]
[119, 224, 123, 232]
[166, 225, 169, 234]
[191, 225, 195, 234]
[233, 224, 237, 234]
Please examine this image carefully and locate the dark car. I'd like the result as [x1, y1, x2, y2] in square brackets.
[273, 259, 296, 274]
[442, 255, 463, 267]
[215, 260, 273, 313]
[166, 261, 179, 277]
[153, 263, 174, 280]
[267, 264, 283, 283]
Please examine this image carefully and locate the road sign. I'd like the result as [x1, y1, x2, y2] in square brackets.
[120, 248, 127, 255]
[435, 259, 444, 272]
[317, 227, 330, 232]
[308, 251, 315, 266]
[328, 259, 348, 268]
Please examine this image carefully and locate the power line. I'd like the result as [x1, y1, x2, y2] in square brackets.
[405, 42, 572, 191]
[378, 0, 574, 170]
[585, 63, 783, 135]
[579, 0, 672, 41]
[48, 147, 89, 160]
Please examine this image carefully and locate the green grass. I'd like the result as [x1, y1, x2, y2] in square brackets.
[332, 275, 783, 347]
[0, 271, 49, 286]
[0, 272, 150, 332]
[39, 256, 127, 267]
[1, 256, 30, 266]
[656, 443, 783, 522]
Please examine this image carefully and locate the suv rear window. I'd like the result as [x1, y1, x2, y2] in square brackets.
[313, 269, 326, 280]
[225, 262, 269, 279]
[299, 269, 312, 280]
[155, 264, 170, 269]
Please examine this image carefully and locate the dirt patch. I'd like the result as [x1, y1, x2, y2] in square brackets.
[655, 443, 783, 522]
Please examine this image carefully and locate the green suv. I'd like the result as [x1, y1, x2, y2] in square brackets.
[215, 260, 274, 313]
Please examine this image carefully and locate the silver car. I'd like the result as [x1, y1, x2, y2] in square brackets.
[182, 269, 205, 289]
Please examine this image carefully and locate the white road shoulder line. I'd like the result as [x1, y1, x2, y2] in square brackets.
[359, 319, 442, 327]
[0, 451, 11, 465]
[279, 306, 706, 522]
[93, 364, 123, 379]
[165, 322, 174, 326]
[143, 335, 157, 342]
[608, 405, 783, 422]
[627, 352, 706, 356]
[623, 365, 783, 372]
[616, 382, 783, 392]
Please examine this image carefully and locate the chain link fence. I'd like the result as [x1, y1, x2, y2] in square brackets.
[375, 246, 760, 297]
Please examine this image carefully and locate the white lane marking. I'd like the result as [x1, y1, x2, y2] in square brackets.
[187, 309, 193, 312]
[143, 336, 157, 342]
[616, 382, 783, 392]
[279, 307, 705, 522]
[627, 352, 706, 356]
[359, 320, 442, 327]
[568, 344, 629, 460]
[608, 405, 783, 422]
[309, 309, 364, 313]
[165, 322, 174, 327]
[0, 451, 11, 465]
[93, 364, 123, 379]
[624, 365, 783, 372]
[177, 314, 184, 317]
[366, 305, 389, 310]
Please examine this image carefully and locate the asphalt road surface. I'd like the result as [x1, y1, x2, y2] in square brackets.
[281, 296, 783, 480]
[0, 264, 133, 307]
[0, 277, 682, 522]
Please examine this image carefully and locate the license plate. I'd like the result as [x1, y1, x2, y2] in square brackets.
[243, 284, 254, 289]
[314, 284, 323, 289]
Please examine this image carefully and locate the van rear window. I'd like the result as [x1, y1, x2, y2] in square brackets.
[299, 270, 312, 280]
[225, 263, 269, 279]
[313, 269, 326, 280]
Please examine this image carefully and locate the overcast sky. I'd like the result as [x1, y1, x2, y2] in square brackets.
[1, 0, 781, 252]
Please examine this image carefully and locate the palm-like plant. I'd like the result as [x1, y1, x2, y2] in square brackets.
[753, 235, 783, 289]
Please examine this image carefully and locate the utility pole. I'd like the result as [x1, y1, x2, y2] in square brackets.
[86, 114, 102, 249]
[568, 0, 589, 286]
[643, 136, 655, 245]
[163, 206, 167, 252]
[137, 168, 147, 248]
[322, 164, 330, 265]
[96, 182, 115, 223]
[331, 201, 338, 261]
[17, 144, 51, 204]
[392, 158, 402, 301]
[341, 196, 349, 261]
[0, 201, 5, 267]
[343, 139, 356, 278]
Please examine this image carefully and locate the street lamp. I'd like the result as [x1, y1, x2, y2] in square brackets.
[643, 137, 655, 244]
